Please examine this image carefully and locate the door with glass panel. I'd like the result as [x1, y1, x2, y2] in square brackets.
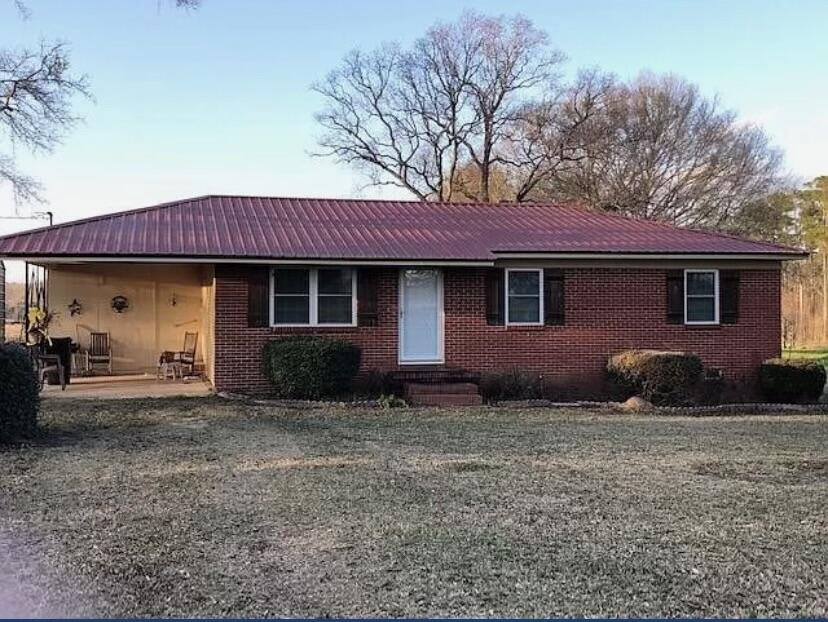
[399, 269, 443, 363]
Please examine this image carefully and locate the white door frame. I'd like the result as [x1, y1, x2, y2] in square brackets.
[398, 268, 445, 365]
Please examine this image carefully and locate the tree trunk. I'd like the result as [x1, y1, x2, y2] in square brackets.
[480, 162, 490, 203]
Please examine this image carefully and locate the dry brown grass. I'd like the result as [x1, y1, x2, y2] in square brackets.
[1, 397, 826, 617]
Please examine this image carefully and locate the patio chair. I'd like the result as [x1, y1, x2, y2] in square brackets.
[88, 331, 113, 375]
[28, 344, 66, 391]
[174, 331, 198, 376]
[45, 337, 73, 386]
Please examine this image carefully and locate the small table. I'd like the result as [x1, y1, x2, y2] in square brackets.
[71, 351, 91, 376]
[157, 360, 183, 381]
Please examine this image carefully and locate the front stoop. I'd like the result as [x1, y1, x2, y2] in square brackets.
[404, 382, 483, 406]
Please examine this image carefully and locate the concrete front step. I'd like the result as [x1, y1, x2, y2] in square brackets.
[405, 382, 479, 395]
[407, 393, 483, 406]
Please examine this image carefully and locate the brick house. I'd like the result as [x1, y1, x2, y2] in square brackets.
[0, 195, 805, 396]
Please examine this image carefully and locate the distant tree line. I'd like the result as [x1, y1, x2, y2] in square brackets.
[780, 177, 828, 347]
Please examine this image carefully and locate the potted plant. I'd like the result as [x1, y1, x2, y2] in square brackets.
[27, 306, 56, 346]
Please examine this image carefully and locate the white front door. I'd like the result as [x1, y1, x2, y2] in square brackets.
[399, 269, 443, 364]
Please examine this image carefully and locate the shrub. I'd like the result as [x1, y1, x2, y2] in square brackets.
[607, 349, 703, 406]
[759, 358, 826, 403]
[479, 368, 541, 403]
[0, 343, 40, 442]
[262, 336, 361, 399]
[352, 368, 401, 398]
[538, 373, 613, 402]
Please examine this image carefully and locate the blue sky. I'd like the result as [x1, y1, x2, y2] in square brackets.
[1, 0, 827, 234]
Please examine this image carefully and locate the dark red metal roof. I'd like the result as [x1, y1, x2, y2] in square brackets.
[0, 195, 804, 261]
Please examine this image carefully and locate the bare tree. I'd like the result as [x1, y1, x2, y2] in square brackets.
[314, 12, 574, 202]
[0, 42, 90, 202]
[503, 69, 614, 201]
[537, 73, 787, 231]
[2, 0, 198, 205]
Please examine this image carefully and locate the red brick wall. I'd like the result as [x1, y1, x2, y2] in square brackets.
[214, 265, 781, 394]
[214, 266, 399, 393]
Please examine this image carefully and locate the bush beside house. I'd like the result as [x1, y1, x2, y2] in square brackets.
[759, 358, 826, 403]
[262, 336, 361, 399]
[0, 343, 39, 442]
[607, 350, 704, 406]
[479, 368, 542, 403]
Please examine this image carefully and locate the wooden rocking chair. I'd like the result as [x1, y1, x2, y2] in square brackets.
[88, 332, 113, 375]
[175, 331, 198, 377]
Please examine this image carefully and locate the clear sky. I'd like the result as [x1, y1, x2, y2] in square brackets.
[1, 0, 827, 238]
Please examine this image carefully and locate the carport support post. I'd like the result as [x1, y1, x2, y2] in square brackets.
[0, 260, 4, 342]
[24, 260, 29, 340]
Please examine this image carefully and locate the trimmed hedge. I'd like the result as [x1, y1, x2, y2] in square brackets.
[608, 349, 703, 406]
[759, 358, 826, 403]
[479, 368, 542, 403]
[0, 343, 40, 442]
[262, 336, 361, 399]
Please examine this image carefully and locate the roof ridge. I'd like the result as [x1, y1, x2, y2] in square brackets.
[199, 193, 585, 209]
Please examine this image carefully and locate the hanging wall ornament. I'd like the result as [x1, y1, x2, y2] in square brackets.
[68, 299, 82, 316]
[111, 295, 129, 313]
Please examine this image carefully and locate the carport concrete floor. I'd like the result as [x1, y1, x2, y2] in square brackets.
[41, 373, 213, 399]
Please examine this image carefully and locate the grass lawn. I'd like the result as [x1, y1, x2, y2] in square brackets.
[1, 398, 826, 618]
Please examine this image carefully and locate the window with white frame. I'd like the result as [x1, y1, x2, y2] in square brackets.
[685, 269, 719, 324]
[271, 267, 356, 326]
[506, 269, 543, 325]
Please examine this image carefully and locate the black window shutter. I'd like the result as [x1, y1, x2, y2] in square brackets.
[357, 268, 380, 326]
[666, 270, 684, 324]
[544, 269, 565, 325]
[720, 270, 740, 324]
[247, 267, 270, 328]
[485, 269, 505, 325]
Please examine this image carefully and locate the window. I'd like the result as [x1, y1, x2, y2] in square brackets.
[271, 268, 356, 326]
[684, 269, 719, 324]
[317, 268, 354, 324]
[273, 268, 310, 324]
[506, 269, 543, 325]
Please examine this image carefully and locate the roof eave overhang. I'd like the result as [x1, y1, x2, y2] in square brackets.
[0, 251, 807, 264]
[492, 251, 808, 261]
[0, 255, 496, 267]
